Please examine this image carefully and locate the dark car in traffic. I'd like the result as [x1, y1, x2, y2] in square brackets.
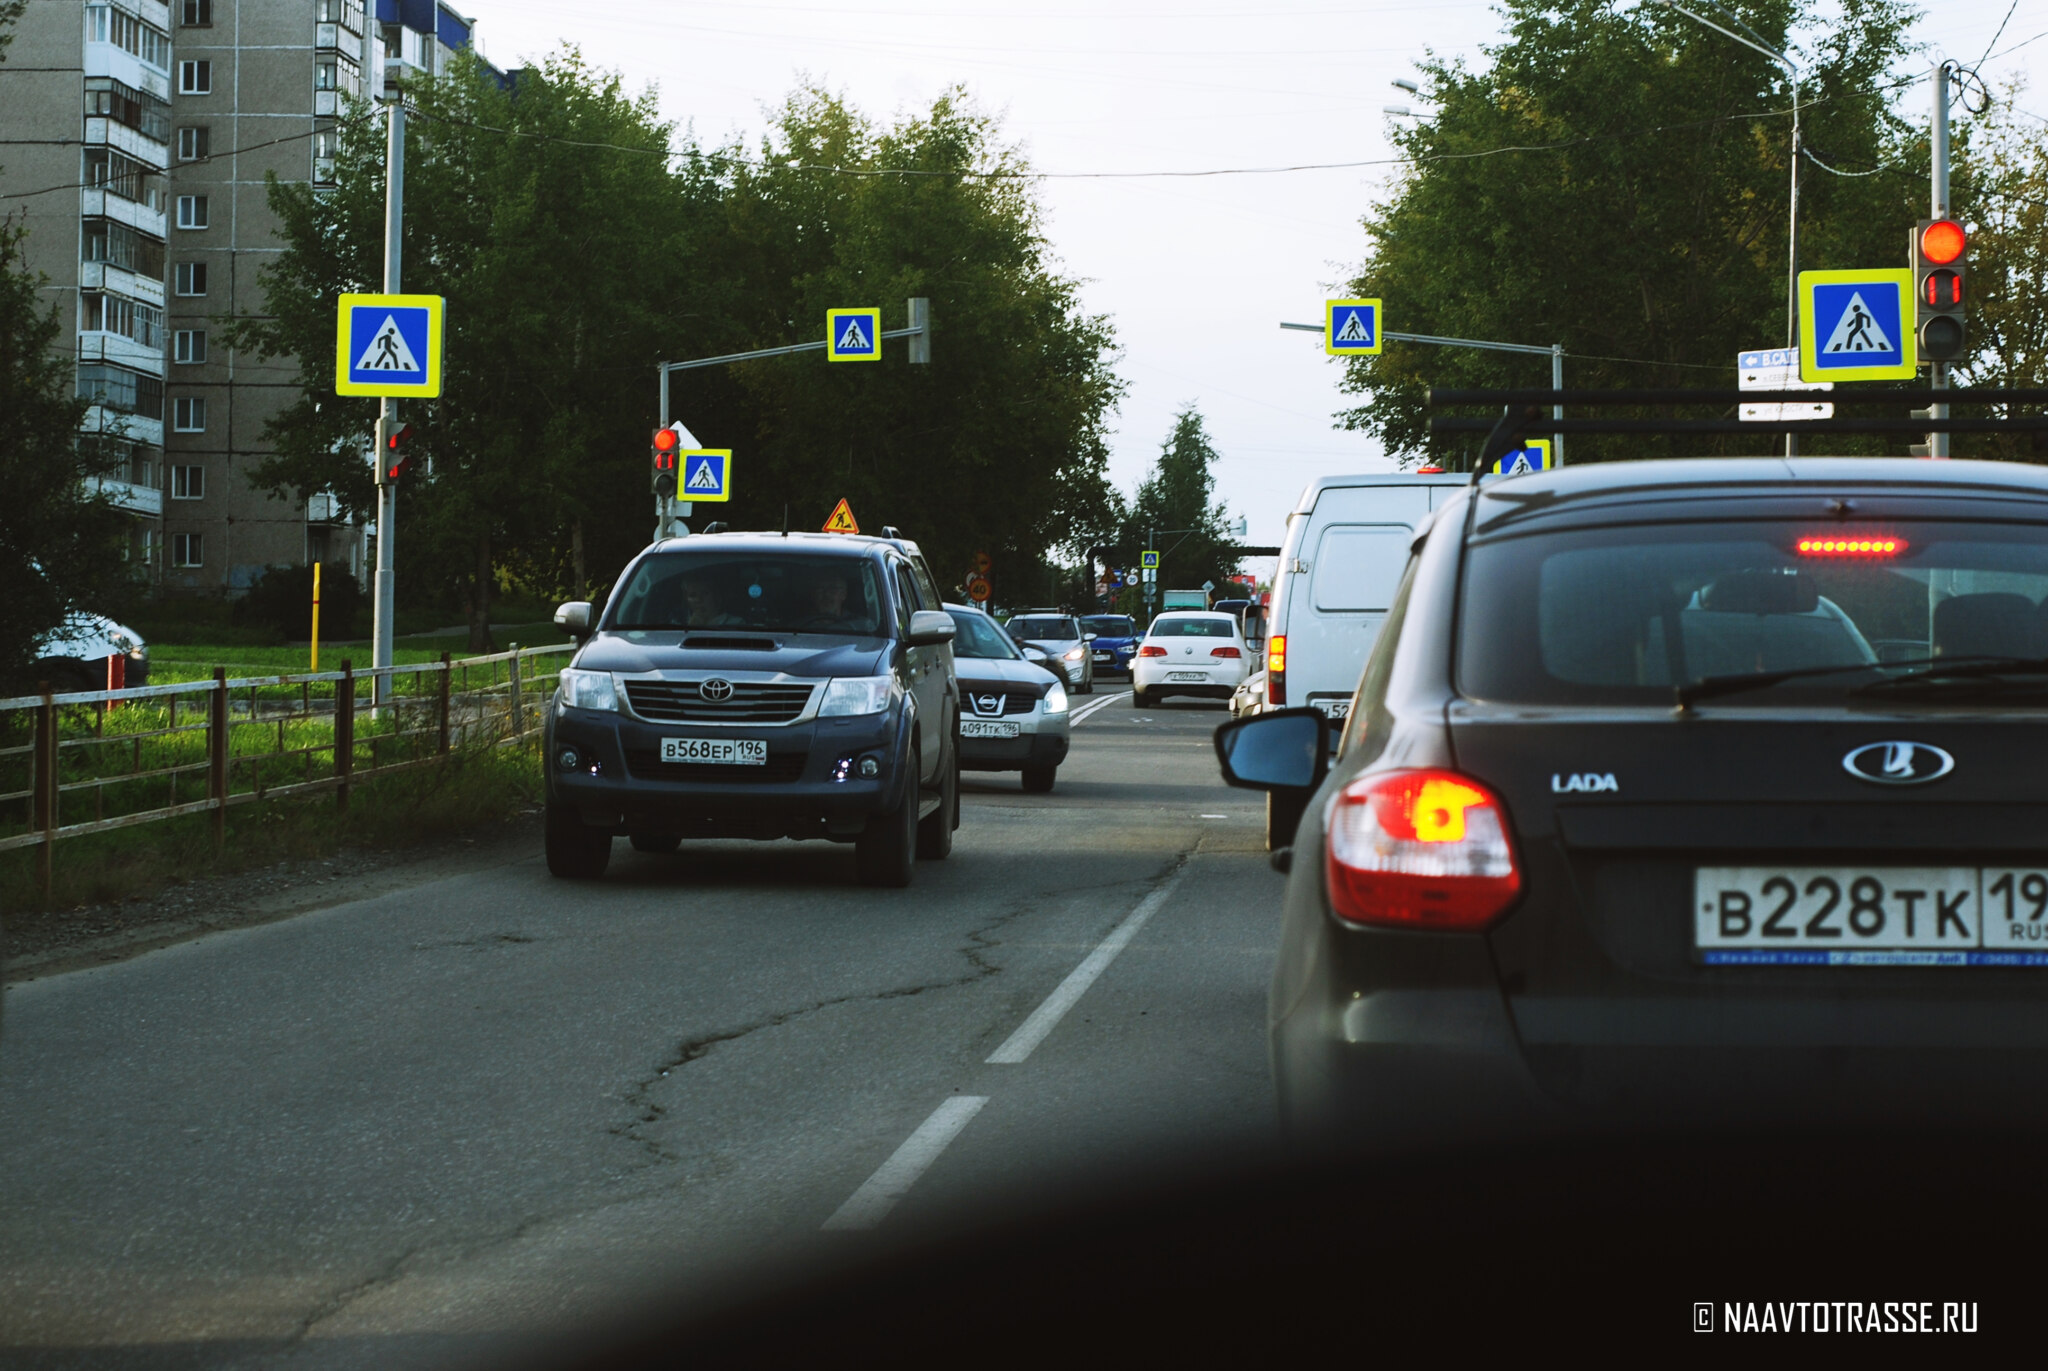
[1217, 458, 2048, 1146]
[544, 532, 961, 887]
[1080, 614, 1139, 678]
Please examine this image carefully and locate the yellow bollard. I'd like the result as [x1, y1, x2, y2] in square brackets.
[311, 561, 322, 672]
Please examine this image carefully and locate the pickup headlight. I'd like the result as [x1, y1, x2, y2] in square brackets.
[1042, 682, 1069, 714]
[558, 668, 618, 712]
[820, 675, 894, 717]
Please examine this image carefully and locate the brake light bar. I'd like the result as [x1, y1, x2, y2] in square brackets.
[1325, 769, 1521, 930]
[1796, 535, 1907, 557]
[1267, 634, 1286, 706]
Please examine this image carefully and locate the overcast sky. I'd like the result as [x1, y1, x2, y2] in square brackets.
[463, 0, 2047, 552]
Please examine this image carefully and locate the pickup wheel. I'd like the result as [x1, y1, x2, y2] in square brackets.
[856, 748, 918, 887]
[546, 798, 612, 879]
[916, 735, 957, 860]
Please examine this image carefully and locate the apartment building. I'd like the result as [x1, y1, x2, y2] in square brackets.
[0, 0, 487, 595]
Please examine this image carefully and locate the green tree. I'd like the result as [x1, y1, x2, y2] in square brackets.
[1953, 93, 2048, 462]
[1120, 406, 1239, 600]
[1338, 0, 1924, 466]
[226, 50, 707, 649]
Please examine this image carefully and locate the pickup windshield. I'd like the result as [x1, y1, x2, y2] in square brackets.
[1458, 520, 2048, 704]
[608, 553, 886, 635]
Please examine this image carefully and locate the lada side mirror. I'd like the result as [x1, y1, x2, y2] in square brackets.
[906, 609, 957, 647]
[554, 601, 595, 639]
[1214, 708, 1329, 793]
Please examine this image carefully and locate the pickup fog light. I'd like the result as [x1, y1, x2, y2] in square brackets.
[820, 675, 893, 717]
[1325, 769, 1521, 930]
[1042, 682, 1068, 713]
[557, 748, 580, 771]
[558, 668, 618, 712]
[858, 755, 881, 778]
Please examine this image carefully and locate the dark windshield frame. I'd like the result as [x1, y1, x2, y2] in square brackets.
[604, 549, 889, 636]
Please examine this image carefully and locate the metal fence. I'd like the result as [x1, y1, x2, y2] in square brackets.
[0, 644, 571, 902]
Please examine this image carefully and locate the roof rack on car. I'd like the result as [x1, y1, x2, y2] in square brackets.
[701, 521, 729, 535]
[1428, 387, 2048, 481]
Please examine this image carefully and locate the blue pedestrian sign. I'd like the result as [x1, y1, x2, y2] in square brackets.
[1325, 298, 1382, 357]
[1490, 439, 1551, 475]
[827, 307, 882, 363]
[334, 293, 444, 397]
[1798, 269, 1915, 382]
[678, 449, 731, 503]
[1140, 549, 1160, 569]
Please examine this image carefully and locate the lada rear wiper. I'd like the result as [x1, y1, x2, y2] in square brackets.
[1673, 655, 1952, 712]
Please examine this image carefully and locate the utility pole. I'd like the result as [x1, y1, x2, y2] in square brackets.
[370, 96, 404, 703]
[1929, 60, 1951, 459]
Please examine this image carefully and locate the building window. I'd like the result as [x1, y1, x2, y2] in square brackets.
[177, 126, 210, 162]
[84, 148, 164, 210]
[174, 261, 207, 296]
[171, 465, 205, 500]
[81, 293, 163, 348]
[172, 533, 203, 568]
[84, 77, 170, 142]
[314, 54, 359, 95]
[85, 219, 168, 279]
[174, 329, 207, 363]
[178, 61, 212, 95]
[316, 0, 365, 31]
[172, 396, 206, 432]
[180, 0, 212, 25]
[77, 364, 164, 419]
[86, 5, 170, 70]
[175, 195, 209, 230]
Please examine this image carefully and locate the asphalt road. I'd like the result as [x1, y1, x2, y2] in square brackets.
[0, 688, 1280, 1369]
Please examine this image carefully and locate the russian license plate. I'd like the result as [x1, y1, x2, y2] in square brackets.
[960, 720, 1020, 739]
[660, 736, 767, 765]
[1695, 866, 2048, 966]
[1313, 699, 1352, 719]
[1092, 651, 1113, 662]
[1167, 671, 1207, 682]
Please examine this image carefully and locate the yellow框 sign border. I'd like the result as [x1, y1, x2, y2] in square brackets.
[1798, 269, 1915, 383]
[1325, 298, 1383, 357]
[826, 308, 882, 363]
[677, 450, 732, 503]
[335, 293, 444, 397]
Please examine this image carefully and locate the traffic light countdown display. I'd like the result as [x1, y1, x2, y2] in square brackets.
[381, 421, 415, 483]
[651, 426, 680, 498]
[1913, 218, 1967, 363]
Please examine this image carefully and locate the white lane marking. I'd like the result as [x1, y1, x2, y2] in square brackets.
[822, 1095, 990, 1231]
[985, 865, 1188, 1065]
[1068, 691, 1128, 725]
[1200, 814, 1227, 819]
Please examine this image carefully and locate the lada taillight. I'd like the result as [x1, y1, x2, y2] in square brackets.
[1325, 770, 1520, 930]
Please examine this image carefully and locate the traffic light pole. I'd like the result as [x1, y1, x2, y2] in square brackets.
[370, 96, 404, 705]
[1929, 60, 1951, 460]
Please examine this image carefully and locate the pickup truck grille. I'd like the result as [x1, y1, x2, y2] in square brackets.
[624, 680, 814, 724]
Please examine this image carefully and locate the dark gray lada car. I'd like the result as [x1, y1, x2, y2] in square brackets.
[544, 533, 961, 887]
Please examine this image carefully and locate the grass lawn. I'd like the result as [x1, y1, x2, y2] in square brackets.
[148, 621, 574, 682]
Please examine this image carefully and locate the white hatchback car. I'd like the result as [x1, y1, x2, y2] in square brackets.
[1130, 611, 1251, 707]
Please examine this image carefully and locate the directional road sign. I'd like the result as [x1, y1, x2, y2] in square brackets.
[335, 293, 444, 397]
[823, 498, 860, 533]
[1798, 269, 1915, 383]
[1325, 298, 1382, 357]
[1490, 439, 1551, 475]
[1140, 550, 1160, 569]
[678, 449, 731, 503]
[1737, 348, 1832, 421]
[827, 308, 882, 363]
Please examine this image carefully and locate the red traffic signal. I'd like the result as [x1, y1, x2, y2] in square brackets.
[1912, 218, 1968, 362]
[384, 422, 415, 482]
[1919, 219, 1966, 266]
[651, 427, 681, 470]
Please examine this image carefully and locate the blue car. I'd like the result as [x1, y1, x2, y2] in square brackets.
[1081, 614, 1139, 677]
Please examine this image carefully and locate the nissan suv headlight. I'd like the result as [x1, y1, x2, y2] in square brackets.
[820, 675, 894, 717]
[558, 668, 618, 712]
[1042, 682, 1069, 714]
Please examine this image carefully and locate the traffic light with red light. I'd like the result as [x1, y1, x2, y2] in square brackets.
[1913, 218, 1967, 362]
[651, 426, 680, 498]
[382, 421, 416, 483]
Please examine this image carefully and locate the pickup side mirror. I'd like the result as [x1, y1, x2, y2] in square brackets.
[906, 609, 957, 647]
[1213, 708, 1329, 792]
[554, 601, 594, 639]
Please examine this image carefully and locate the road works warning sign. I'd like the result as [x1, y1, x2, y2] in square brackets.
[823, 498, 860, 533]
[335, 293, 444, 396]
[1798, 269, 1915, 382]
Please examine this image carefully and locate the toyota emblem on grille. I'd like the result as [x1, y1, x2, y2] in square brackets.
[699, 678, 735, 703]
[1842, 741, 1953, 785]
[974, 693, 1002, 716]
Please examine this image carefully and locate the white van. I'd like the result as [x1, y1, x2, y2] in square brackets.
[1263, 472, 1467, 845]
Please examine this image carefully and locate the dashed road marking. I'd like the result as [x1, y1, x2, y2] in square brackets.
[822, 1095, 990, 1231]
[1069, 691, 1129, 725]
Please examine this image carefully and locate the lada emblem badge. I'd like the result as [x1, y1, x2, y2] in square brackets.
[699, 678, 735, 703]
[1842, 740, 1953, 785]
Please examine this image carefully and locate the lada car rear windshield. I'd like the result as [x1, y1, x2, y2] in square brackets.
[1458, 519, 2048, 705]
[1149, 617, 1234, 637]
[608, 552, 886, 635]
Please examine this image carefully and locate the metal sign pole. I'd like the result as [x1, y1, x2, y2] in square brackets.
[371, 97, 404, 706]
[1930, 61, 1952, 460]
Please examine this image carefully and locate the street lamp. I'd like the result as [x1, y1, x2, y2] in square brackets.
[1657, 1, 1802, 456]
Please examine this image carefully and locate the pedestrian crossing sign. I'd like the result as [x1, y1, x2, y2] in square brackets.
[335, 293, 444, 396]
[827, 308, 882, 363]
[1140, 550, 1159, 569]
[1798, 269, 1915, 382]
[1324, 298, 1382, 357]
[679, 450, 731, 503]
[1490, 439, 1551, 475]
